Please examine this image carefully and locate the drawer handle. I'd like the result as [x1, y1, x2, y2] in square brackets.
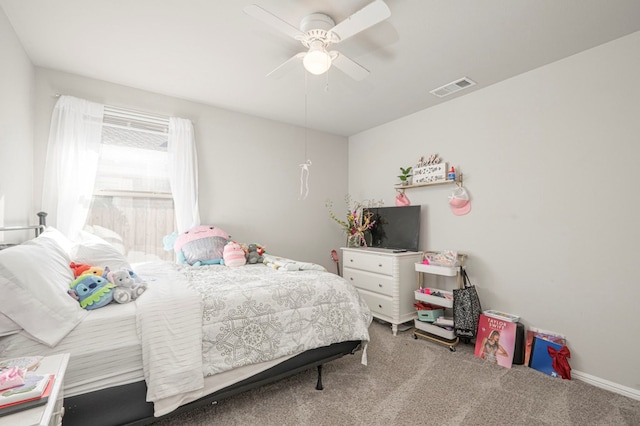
[378, 304, 383, 308]
[350, 277, 354, 281]
[350, 259, 354, 262]
[378, 264, 382, 267]
[378, 283, 383, 287]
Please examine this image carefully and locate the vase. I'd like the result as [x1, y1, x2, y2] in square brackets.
[347, 232, 372, 248]
[346, 233, 362, 248]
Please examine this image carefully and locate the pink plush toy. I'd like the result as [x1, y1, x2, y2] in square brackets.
[163, 225, 230, 266]
[223, 241, 246, 267]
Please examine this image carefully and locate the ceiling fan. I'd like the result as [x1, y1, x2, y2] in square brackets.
[244, 1, 391, 81]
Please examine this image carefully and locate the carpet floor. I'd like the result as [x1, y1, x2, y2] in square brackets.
[153, 320, 640, 425]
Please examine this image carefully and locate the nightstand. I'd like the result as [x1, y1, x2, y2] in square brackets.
[0, 353, 69, 426]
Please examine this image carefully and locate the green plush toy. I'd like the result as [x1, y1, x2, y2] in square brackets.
[68, 275, 114, 310]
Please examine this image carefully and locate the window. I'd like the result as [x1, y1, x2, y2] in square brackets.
[85, 106, 175, 262]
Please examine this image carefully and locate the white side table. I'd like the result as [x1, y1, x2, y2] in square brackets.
[0, 353, 69, 426]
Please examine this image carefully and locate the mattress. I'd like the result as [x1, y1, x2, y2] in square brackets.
[0, 301, 142, 397]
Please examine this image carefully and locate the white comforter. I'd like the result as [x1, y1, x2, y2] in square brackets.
[134, 261, 372, 416]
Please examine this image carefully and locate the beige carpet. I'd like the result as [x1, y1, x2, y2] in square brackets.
[153, 320, 640, 425]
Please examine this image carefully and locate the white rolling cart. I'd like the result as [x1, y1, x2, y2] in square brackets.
[412, 253, 466, 351]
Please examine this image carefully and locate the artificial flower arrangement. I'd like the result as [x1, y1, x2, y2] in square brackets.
[326, 195, 383, 247]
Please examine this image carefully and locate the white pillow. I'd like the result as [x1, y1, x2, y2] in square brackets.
[38, 226, 74, 256]
[0, 235, 87, 346]
[71, 230, 132, 271]
[82, 224, 126, 255]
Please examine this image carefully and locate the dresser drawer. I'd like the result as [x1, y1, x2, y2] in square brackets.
[343, 268, 394, 297]
[357, 289, 393, 318]
[343, 251, 393, 275]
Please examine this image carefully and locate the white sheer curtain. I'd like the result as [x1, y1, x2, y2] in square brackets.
[42, 96, 104, 239]
[168, 117, 200, 233]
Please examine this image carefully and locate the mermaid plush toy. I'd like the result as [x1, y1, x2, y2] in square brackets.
[163, 225, 230, 266]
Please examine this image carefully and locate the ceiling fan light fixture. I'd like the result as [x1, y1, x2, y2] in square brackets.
[303, 43, 332, 75]
[245, 2, 391, 80]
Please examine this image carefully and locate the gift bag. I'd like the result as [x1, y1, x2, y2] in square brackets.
[453, 267, 482, 339]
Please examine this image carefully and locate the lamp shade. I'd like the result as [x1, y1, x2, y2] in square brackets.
[303, 44, 332, 75]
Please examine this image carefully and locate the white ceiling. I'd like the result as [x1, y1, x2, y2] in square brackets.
[2, 0, 640, 137]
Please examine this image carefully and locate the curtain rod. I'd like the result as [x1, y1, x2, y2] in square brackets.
[52, 93, 196, 124]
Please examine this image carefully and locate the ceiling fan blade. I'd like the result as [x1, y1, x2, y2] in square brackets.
[331, 52, 370, 81]
[328, 1, 391, 43]
[243, 4, 305, 40]
[266, 52, 306, 79]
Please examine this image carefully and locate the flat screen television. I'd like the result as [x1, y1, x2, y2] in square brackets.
[364, 205, 421, 252]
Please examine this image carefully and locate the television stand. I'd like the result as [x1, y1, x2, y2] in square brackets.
[342, 247, 423, 335]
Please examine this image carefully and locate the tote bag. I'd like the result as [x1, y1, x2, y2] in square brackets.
[453, 267, 482, 339]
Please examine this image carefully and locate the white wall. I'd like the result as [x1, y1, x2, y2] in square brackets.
[32, 68, 349, 270]
[0, 7, 35, 243]
[349, 31, 640, 391]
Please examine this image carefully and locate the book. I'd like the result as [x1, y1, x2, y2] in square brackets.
[0, 372, 51, 407]
[474, 313, 517, 368]
[482, 310, 520, 323]
[529, 337, 569, 378]
[0, 375, 53, 417]
[524, 327, 566, 366]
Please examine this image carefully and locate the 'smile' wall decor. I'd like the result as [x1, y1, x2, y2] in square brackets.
[413, 155, 447, 184]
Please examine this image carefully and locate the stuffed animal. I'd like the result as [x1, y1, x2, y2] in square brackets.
[163, 225, 230, 266]
[69, 262, 104, 278]
[106, 269, 147, 304]
[246, 243, 265, 264]
[68, 275, 114, 310]
[223, 241, 246, 267]
[102, 266, 142, 282]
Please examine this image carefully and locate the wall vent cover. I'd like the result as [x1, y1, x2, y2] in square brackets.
[430, 77, 476, 98]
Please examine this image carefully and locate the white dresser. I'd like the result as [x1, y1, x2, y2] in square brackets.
[342, 247, 423, 335]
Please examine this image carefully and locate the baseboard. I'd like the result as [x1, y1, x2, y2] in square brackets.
[572, 369, 640, 401]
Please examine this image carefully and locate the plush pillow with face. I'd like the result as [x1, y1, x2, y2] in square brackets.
[171, 225, 230, 266]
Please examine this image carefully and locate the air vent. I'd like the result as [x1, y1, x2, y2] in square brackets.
[430, 77, 476, 98]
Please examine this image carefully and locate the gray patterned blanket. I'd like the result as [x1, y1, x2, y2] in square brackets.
[179, 264, 372, 377]
[134, 261, 372, 415]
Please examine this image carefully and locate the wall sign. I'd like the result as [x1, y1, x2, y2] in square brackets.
[413, 155, 447, 184]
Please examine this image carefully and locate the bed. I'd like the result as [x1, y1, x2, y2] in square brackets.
[0, 216, 372, 425]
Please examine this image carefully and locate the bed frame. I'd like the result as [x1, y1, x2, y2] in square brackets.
[0, 211, 47, 249]
[65, 340, 362, 426]
[1, 213, 365, 425]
